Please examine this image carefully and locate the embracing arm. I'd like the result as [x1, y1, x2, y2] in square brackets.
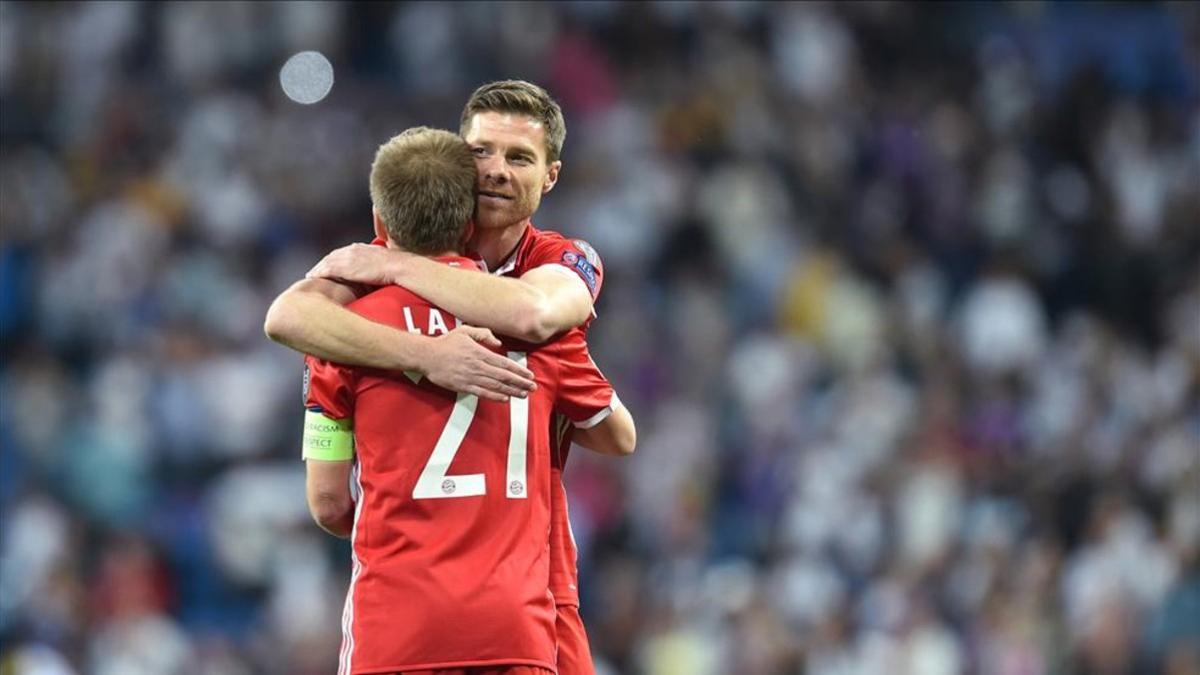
[394, 258, 592, 343]
[573, 400, 636, 457]
[265, 278, 420, 369]
[264, 278, 536, 401]
[306, 244, 593, 343]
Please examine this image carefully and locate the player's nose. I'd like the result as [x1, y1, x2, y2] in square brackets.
[478, 154, 509, 184]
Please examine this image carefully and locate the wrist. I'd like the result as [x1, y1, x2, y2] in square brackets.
[409, 334, 441, 376]
[385, 329, 432, 372]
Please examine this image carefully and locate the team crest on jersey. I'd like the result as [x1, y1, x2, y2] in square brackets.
[572, 239, 600, 267]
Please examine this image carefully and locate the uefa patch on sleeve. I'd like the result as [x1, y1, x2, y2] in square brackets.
[573, 239, 600, 268]
[562, 250, 597, 293]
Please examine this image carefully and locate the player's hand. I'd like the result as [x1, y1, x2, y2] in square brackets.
[306, 243, 407, 286]
[424, 326, 536, 402]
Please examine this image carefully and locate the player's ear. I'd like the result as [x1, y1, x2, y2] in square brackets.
[372, 207, 388, 243]
[542, 160, 561, 195]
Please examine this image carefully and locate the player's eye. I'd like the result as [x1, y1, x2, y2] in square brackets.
[471, 146, 487, 156]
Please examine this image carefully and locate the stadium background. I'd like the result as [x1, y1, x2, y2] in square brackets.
[1, 2, 1198, 674]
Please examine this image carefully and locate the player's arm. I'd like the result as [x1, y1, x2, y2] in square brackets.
[306, 244, 593, 343]
[302, 409, 356, 538]
[264, 277, 536, 401]
[573, 398, 636, 457]
[553, 332, 635, 456]
[307, 459, 353, 538]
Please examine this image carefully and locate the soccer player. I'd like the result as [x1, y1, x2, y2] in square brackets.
[303, 126, 623, 675]
[267, 81, 632, 674]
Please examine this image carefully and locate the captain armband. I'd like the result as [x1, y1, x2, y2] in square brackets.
[302, 410, 354, 461]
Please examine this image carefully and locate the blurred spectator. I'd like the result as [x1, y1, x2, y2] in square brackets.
[1, 2, 1198, 673]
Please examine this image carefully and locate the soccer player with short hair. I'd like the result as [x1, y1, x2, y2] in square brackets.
[268, 80, 633, 675]
[303, 126, 623, 675]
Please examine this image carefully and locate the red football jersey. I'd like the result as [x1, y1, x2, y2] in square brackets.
[304, 256, 614, 675]
[488, 225, 606, 609]
[369, 225, 610, 608]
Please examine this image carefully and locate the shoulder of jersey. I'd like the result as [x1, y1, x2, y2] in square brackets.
[532, 229, 602, 268]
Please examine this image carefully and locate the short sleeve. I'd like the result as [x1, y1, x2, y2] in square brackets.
[551, 331, 616, 428]
[527, 236, 604, 302]
[303, 355, 355, 419]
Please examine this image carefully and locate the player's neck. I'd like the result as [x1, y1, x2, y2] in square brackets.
[471, 220, 531, 271]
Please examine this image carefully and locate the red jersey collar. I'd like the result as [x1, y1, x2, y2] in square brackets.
[481, 223, 538, 277]
[431, 254, 483, 270]
[368, 238, 482, 271]
[371, 226, 532, 275]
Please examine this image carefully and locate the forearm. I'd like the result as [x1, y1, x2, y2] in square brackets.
[265, 280, 429, 370]
[573, 402, 636, 457]
[394, 257, 574, 342]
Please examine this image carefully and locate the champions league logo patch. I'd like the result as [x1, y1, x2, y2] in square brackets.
[562, 250, 597, 293]
[573, 239, 600, 267]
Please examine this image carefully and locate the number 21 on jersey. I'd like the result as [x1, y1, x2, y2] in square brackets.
[412, 352, 529, 500]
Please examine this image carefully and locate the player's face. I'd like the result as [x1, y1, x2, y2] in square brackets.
[465, 111, 560, 231]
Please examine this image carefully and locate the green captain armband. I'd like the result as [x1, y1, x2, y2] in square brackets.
[302, 410, 354, 461]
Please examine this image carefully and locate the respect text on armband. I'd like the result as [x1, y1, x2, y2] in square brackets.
[302, 410, 354, 460]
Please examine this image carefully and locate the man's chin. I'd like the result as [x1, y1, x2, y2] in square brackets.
[474, 211, 527, 231]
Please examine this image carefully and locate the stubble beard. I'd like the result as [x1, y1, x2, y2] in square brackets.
[475, 195, 538, 231]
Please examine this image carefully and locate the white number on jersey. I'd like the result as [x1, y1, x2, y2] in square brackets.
[412, 352, 530, 500]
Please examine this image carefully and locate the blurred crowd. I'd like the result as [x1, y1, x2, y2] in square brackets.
[1, 2, 1198, 674]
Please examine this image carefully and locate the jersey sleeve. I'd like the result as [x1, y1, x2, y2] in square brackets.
[302, 355, 356, 460]
[304, 355, 355, 417]
[526, 236, 604, 302]
[551, 331, 617, 428]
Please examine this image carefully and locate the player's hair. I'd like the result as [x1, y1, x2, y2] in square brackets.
[369, 127, 476, 255]
[460, 80, 566, 163]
